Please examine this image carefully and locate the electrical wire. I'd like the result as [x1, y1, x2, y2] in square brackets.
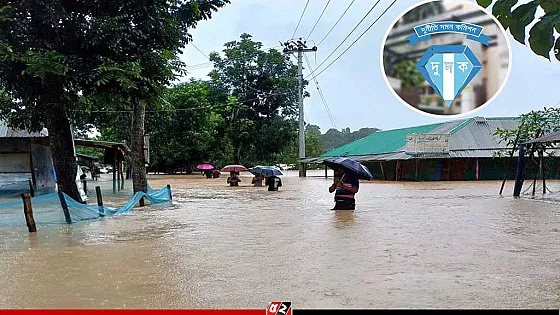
[190, 43, 209, 59]
[305, 0, 398, 80]
[306, 0, 331, 40]
[317, 0, 355, 46]
[292, 0, 310, 39]
[304, 0, 382, 80]
[304, 54, 337, 130]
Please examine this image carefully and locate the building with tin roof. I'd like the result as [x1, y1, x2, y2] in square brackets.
[303, 117, 560, 181]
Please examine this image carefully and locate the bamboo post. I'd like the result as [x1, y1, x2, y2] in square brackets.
[120, 161, 125, 190]
[500, 131, 521, 195]
[117, 163, 121, 192]
[540, 149, 546, 194]
[112, 148, 117, 194]
[475, 158, 480, 180]
[380, 162, 386, 180]
[513, 145, 527, 197]
[167, 184, 172, 201]
[28, 179, 35, 197]
[95, 186, 104, 217]
[21, 193, 36, 233]
[415, 159, 419, 182]
[57, 191, 72, 224]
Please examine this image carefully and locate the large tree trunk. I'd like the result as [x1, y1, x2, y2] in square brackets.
[131, 99, 148, 199]
[45, 102, 81, 202]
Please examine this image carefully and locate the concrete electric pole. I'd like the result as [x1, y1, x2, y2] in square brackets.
[282, 39, 317, 178]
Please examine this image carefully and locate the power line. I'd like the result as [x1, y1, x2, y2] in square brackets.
[317, 0, 356, 46]
[305, 0, 382, 80]
[305, 0, 398, 80]
[292, 0, 310, 39]
[190, 43, 209, 59]
[304, 54, 337, 130]
[306, 0, 331, 40]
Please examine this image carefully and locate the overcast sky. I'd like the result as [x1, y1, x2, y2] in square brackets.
[179, 0, 559, 133]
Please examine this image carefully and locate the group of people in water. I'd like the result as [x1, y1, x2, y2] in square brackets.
[226, 172, 282, 191]
[202, 169, 282, 192]
[202, 165, 359, 209]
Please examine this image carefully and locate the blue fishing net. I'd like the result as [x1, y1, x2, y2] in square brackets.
[0, 184, 172, 228]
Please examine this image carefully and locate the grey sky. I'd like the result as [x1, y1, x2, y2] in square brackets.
[180, 0, 559, 133]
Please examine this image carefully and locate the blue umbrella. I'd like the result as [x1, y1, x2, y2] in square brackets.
[323, 157, 373, 180]
[249, 166, 283, 177]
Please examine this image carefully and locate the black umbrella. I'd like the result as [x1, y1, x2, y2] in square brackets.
[323, 157, 373, 180]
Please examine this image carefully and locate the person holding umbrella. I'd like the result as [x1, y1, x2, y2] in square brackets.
[227, 171, 241, 186]
[261, 168, 282, 191]
[324, 157, 373, 210]
[329, 166, 359, 210]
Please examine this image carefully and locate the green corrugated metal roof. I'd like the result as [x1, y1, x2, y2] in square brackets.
[321, 122, 445, 157]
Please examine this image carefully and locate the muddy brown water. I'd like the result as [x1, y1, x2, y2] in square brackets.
[0, 171, 558, 308]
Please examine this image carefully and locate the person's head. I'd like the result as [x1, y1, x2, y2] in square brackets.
[334, 167, 345, 177]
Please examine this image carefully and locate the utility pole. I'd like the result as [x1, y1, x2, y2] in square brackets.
[282, 38, 317, 177]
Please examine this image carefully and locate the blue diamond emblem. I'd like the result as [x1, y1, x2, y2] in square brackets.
[416, 45, 482, 107]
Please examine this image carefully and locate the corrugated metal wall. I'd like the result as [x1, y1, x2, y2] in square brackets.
[363, 157, 560, 181]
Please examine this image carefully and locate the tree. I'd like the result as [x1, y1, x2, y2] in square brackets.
[320, 127, 379, 151]
[494, 107, 560, 194]
[0, 0, 229, 200]
[208, 33, 306, 165]
[146, 80, 229, 173]
[477, 0, 560, 61]
[391, 59, 425, 88]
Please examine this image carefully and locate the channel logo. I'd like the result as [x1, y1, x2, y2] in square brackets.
[266, 301, 292, 315]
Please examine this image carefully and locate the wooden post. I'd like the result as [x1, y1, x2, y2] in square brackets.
[539, 149, 546, 194]
[395, 160, 400, 181]
[415, 159, 419, 182]
[117, 162, 121, 192]
[513, 145, 527, 197]
[28, 179, 35, 197]
[475, 158, 480, 180]
[112, 148, 117, 194]
[21, 193, 36, 233]
[324, 164, 328, 178]
[120, 161, 125, 190]
[167, 184, 172, 201]
[57, 191, 72, 224]
[28, 140, 37, 193]
[380, 162, 386, 180]
[500, 130, 521, 195]
[95, 186, 104, 217]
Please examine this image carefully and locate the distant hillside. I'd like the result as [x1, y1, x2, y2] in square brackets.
[320, 127, 380, 151]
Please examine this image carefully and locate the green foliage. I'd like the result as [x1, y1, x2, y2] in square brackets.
[391, 60, 425, 88]
[494, 107, 560, 157]
[320, 127, 380, 151]
[208, 33, 305, 164]
[478, 0, 560, 61]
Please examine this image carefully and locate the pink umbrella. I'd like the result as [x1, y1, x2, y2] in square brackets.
[197, 164, 215, 170]
[221, 164, 248, 173]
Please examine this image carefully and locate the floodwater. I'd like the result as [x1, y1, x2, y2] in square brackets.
[0, 170, 558, 309]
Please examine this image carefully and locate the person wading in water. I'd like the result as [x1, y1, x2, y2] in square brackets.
[329, 166, 359, 210]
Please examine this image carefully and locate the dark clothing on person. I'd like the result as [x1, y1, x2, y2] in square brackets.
[204, 170, 213, 179]
[333, 173, 359, 210]
[227, 175, 240, 186]
[266, 176, 282, 191]
[212, 170, 220, 178]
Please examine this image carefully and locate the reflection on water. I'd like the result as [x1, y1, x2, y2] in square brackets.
[0, 170, 558, 309]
